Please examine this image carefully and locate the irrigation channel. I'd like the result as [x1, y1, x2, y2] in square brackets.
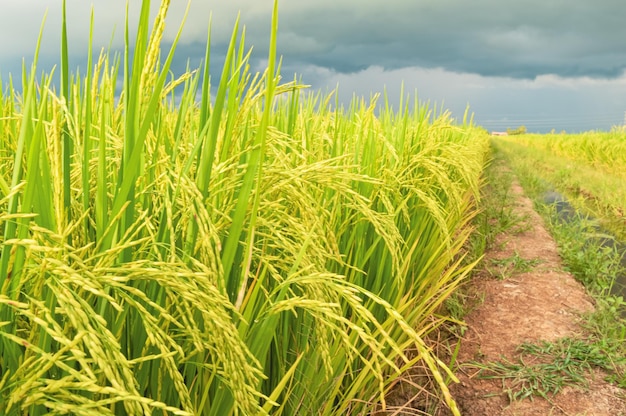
[542, 190, 626, 314]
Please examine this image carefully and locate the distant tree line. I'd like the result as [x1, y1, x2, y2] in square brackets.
[506, 125, 527, 135]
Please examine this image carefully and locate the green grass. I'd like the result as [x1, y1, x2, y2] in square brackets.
[545, 215, 626, 387]
[486, 251, 542, 280]
[547, 216, 625, 293]
[472, 337, 621, 402]
[0, 1, 490, 415]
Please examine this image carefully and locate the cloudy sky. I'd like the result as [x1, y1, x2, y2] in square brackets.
[1, 0, 625, 132]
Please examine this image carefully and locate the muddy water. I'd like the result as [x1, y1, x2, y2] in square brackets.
[542, 190, 626, 305]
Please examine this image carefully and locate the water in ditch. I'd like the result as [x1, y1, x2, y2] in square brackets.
[542, 190, 626, 316]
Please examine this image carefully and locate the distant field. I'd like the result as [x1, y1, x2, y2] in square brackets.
[493, 131, 626, 240]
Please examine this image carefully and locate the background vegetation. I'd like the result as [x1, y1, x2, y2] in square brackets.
[494, 132, 626, 240]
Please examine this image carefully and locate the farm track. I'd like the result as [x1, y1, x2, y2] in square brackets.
[448, 169, 626, 415]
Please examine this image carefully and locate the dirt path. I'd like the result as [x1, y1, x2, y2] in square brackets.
[449, 178, 626, 415]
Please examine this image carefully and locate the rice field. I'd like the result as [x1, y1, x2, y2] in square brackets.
[494, 132, 626, 239]
[0, 1, 490, 415]
[503, 131, 626, 175]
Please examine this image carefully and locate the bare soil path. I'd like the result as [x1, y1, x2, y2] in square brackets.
[449, 176, 626, 415]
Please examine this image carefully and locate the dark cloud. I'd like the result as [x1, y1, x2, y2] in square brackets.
[260, 0, 626, 79]
[2, 1, 624, 81]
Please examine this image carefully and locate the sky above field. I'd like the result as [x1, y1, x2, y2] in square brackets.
[1, 0, 626, 132]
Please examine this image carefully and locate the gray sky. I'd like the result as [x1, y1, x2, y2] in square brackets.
[1, 0, 625, 132]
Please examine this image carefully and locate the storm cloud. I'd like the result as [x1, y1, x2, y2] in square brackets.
[1, 1, 625, 132]
[3, 1, 623, 80]
[172, 0, 626, 80]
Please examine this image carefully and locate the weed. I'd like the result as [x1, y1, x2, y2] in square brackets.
[463, 146, 529, 267]
[582, 297, 626, 387]
[544, 213, 625, 293]
[486, 251, 541, 279]
[471, 337, 621, 402]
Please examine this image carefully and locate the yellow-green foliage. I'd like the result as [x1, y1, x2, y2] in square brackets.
[0, 1, 489, 415]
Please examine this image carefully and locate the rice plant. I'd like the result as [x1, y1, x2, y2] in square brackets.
[0, 1, 489, 414]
